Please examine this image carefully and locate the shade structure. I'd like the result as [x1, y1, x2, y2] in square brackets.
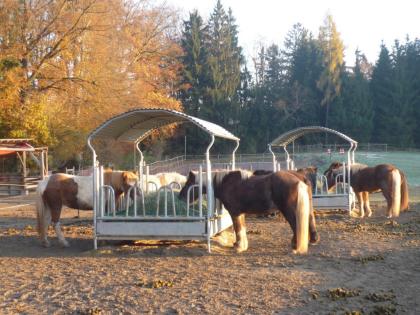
[88, 108, 239, 143]
[0, 139, 35, 156]
[270, 126, 357, 147]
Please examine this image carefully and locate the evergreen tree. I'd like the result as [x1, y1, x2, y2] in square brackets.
[409, 39, 420, 146]
[179, 10, 209, 153]
[370, 44, 395, 143]
[204, 0, 243, 129]
[283, 24, 323, 129]
[180, 10, 207, 117]
[330, 50, 373, 142]
[389, 40, 417, 146]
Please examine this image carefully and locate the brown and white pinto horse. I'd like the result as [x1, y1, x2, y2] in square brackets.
[36, 169, 138, 247]
[179, 170, 311, 254]
[324, 162, 409, 218]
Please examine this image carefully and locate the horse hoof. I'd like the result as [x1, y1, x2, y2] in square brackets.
[42, 240, 51, 248]
[310, 233, 320, 245]
[234, 244, 247, 253]
[367, 212, 372, 217]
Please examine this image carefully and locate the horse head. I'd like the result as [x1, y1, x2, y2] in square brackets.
[323, 162, 345, 190]
[297, 166, 318, 191]
[179, 171, 201, 201]
[179, 169, 239, 202]
[122, 171, 139, 196]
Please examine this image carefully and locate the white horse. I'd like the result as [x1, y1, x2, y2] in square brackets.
[155, 172, 187, 187]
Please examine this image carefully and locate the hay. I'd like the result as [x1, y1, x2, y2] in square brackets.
[111, 191, 208, 217]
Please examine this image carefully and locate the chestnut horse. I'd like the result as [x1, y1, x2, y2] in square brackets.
[324, 162, 409, 218]
[36, 169, 138, 247]
[253, 168, 319, 244]
[179, 170, 311, 254]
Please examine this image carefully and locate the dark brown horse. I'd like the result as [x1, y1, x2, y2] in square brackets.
[179, 170, 311, 254]
[36, 169, 138, 247]
[324, 162, 409, 218]
[253, 168, 319, 244]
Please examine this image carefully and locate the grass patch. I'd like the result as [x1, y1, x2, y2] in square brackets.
[369, 304, 396, 315]
[328, 287, 361, 300]
[355, 254, 385, 264]
[136, 279, 175, 289]
[365, 291, 395, 302]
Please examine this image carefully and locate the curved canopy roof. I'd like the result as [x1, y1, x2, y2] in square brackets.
[88, 108, 239, 143]
[270, 126, 357, 147]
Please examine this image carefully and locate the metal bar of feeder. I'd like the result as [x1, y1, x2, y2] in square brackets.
[199, 165, 203, 218]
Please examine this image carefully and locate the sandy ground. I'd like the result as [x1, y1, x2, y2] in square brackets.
[0, 195, 420, 314]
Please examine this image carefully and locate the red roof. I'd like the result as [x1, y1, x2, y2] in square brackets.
[0, 139, 35, 156]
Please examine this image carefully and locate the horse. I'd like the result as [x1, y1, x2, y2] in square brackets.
[36, 169, 138, 247]
[324, 162, 409, 218]
[179, 169, 312, 254]
[138, 174, 161, 192]
[155, 172, 187, 188]
[253, 168, 319, 244]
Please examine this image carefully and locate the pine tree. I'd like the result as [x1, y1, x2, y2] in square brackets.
[204, 0, 243, 129]
[179, 10, 208, 117]
[389, 40, 417, 146]
[179, 10, 209, 153]
[370, 44, 395, 143]
[283, 24, 323, 128]
[330, 50, 373, 142]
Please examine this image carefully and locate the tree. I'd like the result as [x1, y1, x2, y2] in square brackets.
[204, 0, 242, 128]
[179, 10, 207, 117]
[330, 50, 373, 142]
[0, 0, 182, 161]
[283, 24, 323, 128]
[317, 14, 345, 128]
[370, 44, 395, 144]
[388, 40, 417, 146]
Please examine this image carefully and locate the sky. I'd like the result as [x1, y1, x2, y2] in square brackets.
[165, 0, 420, 66]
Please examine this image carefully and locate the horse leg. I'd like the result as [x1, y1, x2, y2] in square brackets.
[308, 195, 319, 244]
[309, 210, 319, 244]
[279, 207, 298, 250]
[356, 191, 365, 217]
[50, 204, 70, 248]
[232, 214, 248, 253]
[363, 192, 372, 217]
[39, 204, 52, 248]
[382, 187, 393, 218]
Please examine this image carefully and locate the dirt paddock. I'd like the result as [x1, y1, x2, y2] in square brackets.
[1, 196, 420, 314]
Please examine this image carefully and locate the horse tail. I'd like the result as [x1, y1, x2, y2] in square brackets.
[390, 169, 401, 217]
[400, 170, 409, 211]
[294, 181, 310, 255]
[36, 179, 51, 240]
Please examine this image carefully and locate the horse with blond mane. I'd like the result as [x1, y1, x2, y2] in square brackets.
[324, 162, 409, 218]
[180, 169, 312, 254]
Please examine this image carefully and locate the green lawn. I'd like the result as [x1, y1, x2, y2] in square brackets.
[294, 150, 420, 186]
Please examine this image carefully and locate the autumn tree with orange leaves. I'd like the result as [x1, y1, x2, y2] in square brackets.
[0, 0, 182, 161]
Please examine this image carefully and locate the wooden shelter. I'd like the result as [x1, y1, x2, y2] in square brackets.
[0, 139, 48, 196]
